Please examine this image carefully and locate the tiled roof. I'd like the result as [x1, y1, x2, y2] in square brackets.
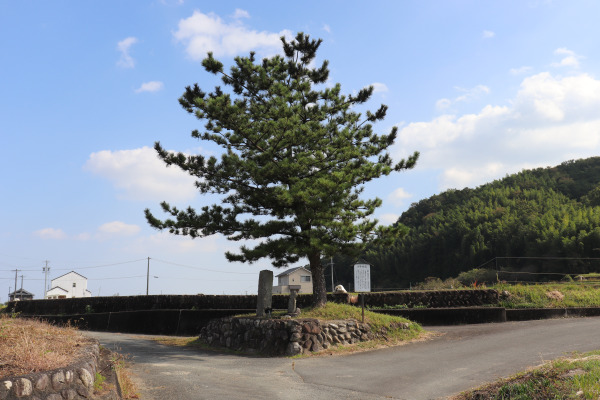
[275, 266, 311, 277]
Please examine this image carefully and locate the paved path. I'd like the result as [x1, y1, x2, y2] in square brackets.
[86, 316, 600, 400]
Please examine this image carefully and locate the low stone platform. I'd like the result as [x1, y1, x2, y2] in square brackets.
[199, 317, 410, 356]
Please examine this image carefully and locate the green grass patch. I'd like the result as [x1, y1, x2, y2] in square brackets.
[454, 352, 600, 399]
[494, 282, 600, 309]
[576, 273, 600, 282]
[300, 302, 422, 337]
[241, 302, 424, 338]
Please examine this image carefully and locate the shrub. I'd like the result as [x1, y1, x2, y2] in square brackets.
[413, 277, 464, 290]
[457, 268, 497, 286]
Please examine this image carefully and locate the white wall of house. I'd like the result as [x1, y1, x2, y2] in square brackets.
[273, 267, 313, 294]
[47, 271, 92, 298]
[46, 286, 69, 299]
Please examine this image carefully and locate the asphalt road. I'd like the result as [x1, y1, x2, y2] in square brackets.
[86, 316, 600, 400]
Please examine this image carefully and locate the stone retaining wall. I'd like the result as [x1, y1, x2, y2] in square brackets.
[0, 342, 99, 400]
[5, 290, 500, 316]
[361, 290, 499, 308]
[199, 317, 410, 356]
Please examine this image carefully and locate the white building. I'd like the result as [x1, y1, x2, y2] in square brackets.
[46, 271, 92, 299]
[272, 267, 313, 294]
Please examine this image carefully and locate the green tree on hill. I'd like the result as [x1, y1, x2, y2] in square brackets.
[363, 157, 600, 288]
[145, 33, 419, 306]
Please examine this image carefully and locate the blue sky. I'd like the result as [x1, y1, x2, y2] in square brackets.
[2, 1, 600, 300]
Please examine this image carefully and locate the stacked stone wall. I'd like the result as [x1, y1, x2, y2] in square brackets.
[199, 317, 410, 356]
[0, 342, 99, 400]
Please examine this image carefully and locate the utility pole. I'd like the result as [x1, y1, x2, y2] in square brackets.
[13, 269, 18, 301]
[330, 257, 334, 292]
[19, 274, 24, 300]
[146, 257, 150, 295]
[43, 261, 50, 299]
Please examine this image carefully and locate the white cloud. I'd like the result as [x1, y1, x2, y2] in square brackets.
[482, 30, 495, 39]
[552, 48, 582, 68]
[135, 81, 164, 93]
[371, 82, 389, 93]
[117, 37, 138, 68]
[34, 228, 67, 240]
[232, 9, 250, 19]
[395, 68, 600, 190]
[131, 231, 221, 254]
[84, 146, 199, 201]
[436, 85, 490, 110]
[75, 233, 91, 241]
[510, 66, 533, 75]
[378, 213, 400, 225]
[98, 221, 141, 236]
[323, 24, 331, 33]
[173, 10, 292, 58]
[388, 188, 413, 206]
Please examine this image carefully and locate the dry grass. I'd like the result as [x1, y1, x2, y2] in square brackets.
[0, 315, 93, 378]
[110, 352, 139, 399]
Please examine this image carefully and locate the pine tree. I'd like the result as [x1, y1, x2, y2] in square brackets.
[145, 33, 419, 306]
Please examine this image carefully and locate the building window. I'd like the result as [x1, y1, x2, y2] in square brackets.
[73, 283, 76, 287]
[300, 276, 311, 282]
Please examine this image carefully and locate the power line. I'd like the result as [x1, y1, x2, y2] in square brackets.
[497, 256, 600, 261]
[88, 275, 146, 281]
[151, 258, 258, 275]
[53, 258, 148, 271]
[497, 270, 569, 276]
[0, 258, 147, 273]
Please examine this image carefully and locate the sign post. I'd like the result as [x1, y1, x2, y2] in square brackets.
[354, 263, 371, 323]
[354, 263, 371, 293]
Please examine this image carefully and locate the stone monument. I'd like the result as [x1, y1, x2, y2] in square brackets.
[256, 270, 273, 317]
[287, 285, 301, 315]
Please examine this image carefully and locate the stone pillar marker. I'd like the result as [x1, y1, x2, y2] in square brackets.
[256, 270, 273, 317]
[288, 288, 299, 314]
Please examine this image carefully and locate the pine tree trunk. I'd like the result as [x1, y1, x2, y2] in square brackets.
[309, 251, 327, 307]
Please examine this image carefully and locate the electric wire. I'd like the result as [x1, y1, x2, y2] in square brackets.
[150, 258, 258, 275]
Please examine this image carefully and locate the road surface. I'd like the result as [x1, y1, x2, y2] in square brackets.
[86, 316, 600, 399]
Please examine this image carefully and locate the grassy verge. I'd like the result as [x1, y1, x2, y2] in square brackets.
[494, 282, 600, 309]
[0, 314, 93, 378]
[110, 352, 139, 399]
[299, 302, 423, 341]
[453, 351, 600, 399]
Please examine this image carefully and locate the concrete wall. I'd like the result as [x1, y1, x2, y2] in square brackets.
[4, 293, 346, 316]
[372, 307, 507, 325]
[19, 309, 255, 336]
[5, 290, 500, 316]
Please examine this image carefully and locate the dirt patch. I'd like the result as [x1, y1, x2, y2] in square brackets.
[546, 291, 565, 301]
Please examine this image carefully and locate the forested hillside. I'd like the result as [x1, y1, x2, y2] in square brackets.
[334, 157, 600, 289]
